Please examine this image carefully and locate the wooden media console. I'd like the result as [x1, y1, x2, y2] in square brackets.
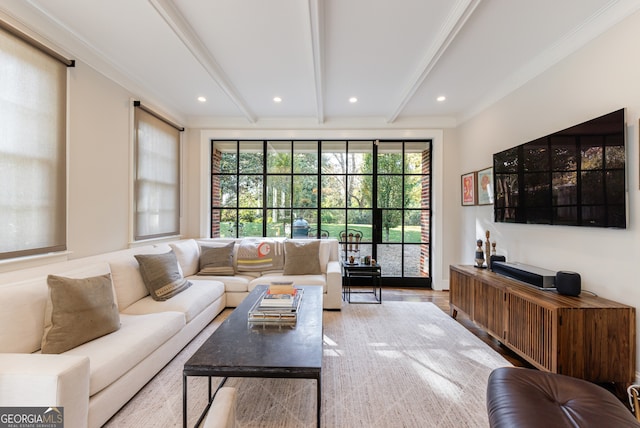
[450, 264, 636, 384]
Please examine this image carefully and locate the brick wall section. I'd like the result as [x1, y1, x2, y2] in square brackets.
[421, 148, 431, 277]
[211, 148, 222, 238]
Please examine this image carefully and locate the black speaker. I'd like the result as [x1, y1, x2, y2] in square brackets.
[489, 255, 506, 270]
[556, 271, 581, 296]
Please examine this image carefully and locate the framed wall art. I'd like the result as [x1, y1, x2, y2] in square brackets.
[477, 167, 494, 205]
[461, 171, 477, 206]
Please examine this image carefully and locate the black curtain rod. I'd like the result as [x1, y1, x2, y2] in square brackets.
[133, 101, 185, 132]
[0, 20, 74, 67]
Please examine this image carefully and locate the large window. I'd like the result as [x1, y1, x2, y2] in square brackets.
[0, 24, 69, 259]
[211, 140, 431, 285]
[133, 105, 183, 240]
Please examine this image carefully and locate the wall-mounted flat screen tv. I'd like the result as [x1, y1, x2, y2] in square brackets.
[493, 109, 626, 228]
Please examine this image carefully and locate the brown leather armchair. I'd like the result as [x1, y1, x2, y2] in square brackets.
[487, 367, 640, 428]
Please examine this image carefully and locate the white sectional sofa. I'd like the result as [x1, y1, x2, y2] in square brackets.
[0, 237, 340, 428]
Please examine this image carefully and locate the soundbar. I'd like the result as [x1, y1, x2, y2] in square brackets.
[491, 261, 556, 288]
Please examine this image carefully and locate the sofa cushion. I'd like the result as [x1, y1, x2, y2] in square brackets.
[236, 238, 284, 272]
[109, 252, 157, 310]
[248, 274, 326, 292]
[169, 239, 200, 277]
[41, 274, 121, 354]
[134, 250, 192, 301]
[122, 280, 225, 322]
[64, 311, 185, 396]
[187, 274, 251, 293]
[283, 240, 321, 275]
[198, 242, 235, 276]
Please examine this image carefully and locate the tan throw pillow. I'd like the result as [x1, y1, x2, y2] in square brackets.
[198, 242, 235, 276]
[236, 238, 285, 272]
[134, 250, 192, 301]
[283, 240, 322, 275]
[41, 273, 120, 354]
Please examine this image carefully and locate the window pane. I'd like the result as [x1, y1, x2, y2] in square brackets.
[293, 175, 318, 208]
[405, 141, 429, 174]
[348, 175, 372, 208]
[377, 142, 402, 174]
[218, 209, 237, 238]
[238, 175, 263, 207]
[266, 175, 290, 207]
[377, 244, 401, 276]
[321, 141, 346, 174]
[294, 141, 318, 173]
[266, 209, 291, 237]
[404, 175, 422, 208]
[239, 141, 263, 173]
[347, 209, 372, 241]
[404, 211, 421, 243]
[293, 210, 317, 238]
[403, 244, 427, 277]
[348, 141, 373, 173]
[239, 209, 262, 237]
[321, 175, 346, 208]
[213, 141, 237, 173]
[321, 209, 345, 238]
[381, 209, 402, 243]
[217, 175, 237, 207]
[267, 141, 291, 173]
[377, 175, 403, 208]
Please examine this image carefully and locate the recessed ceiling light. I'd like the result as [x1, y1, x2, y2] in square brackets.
[197, 96, 207, 102]
[273, 96, 282, 103]
[436, 95, 446, 102]
[349, 97, 358, 103]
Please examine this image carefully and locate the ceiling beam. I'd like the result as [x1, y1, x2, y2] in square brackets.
[386, 0, 482, 123]
[307, 0, 325, 124]
[149, 0, 256, 123]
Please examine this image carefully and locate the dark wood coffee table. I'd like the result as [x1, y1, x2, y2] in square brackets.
[183, 284, 323, 427]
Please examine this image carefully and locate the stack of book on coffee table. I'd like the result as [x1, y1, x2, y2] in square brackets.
[248, 283, 303, 323]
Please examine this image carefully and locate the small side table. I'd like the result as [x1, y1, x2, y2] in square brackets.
[342, 261, 382, 304]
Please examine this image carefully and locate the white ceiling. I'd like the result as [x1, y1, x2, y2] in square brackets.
[2, 0, 639, 128]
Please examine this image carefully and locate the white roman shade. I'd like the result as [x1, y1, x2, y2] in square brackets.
[133, 104, 182, 240]
[0, 24, 68, 259]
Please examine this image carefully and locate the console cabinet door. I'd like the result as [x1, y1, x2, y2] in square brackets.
[505, 292, 556, 372]
[474, 281, 505, 340]
[450, 268, 474, 318]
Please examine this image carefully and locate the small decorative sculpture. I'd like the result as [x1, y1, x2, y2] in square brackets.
[475, 239, 485, 268]
[485, 230, 491, 264]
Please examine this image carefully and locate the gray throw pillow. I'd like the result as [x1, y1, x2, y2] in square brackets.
[283, 240, 321, 275]
[41, 273, 121, 354]
[198, 242, 235, 276]
[134, 250, 192, 301]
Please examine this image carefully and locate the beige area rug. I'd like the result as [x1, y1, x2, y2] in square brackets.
[104, 302, 511, 427]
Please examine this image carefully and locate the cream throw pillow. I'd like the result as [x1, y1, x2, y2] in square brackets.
[283, 240, 322, 275]
[41, 273, 120, 354]
[135, 250, 192, 301]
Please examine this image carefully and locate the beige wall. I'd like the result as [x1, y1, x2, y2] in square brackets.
[67, 62, 132, 258]
[454, 9, 640, 373]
